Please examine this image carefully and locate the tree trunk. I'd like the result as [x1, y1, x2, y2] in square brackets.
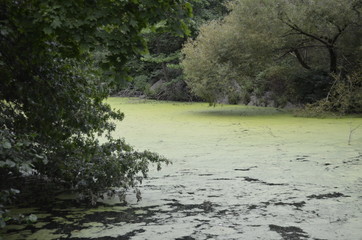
[156, 41, 170, 82]
[328, 46, 337, 73]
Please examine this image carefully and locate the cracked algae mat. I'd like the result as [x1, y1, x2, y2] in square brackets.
[2, 97, 362, 240]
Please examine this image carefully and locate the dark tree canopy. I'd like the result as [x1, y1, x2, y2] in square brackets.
[0, 0, 192, 226]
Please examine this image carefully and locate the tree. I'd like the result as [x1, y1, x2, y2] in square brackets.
[277, 0, 362, 73]
[126, 31, 190, 101]
[0, 0, 191, 226]
[182, 0, 362, 107]
[118, 0, 230, 101]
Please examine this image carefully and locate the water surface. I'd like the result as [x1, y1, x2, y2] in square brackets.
[2, 97, 362, 239]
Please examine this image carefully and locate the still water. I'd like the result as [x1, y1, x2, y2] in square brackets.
[2, 97, 362, 239]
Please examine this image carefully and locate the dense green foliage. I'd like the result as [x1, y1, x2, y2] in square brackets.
[118, 0, 229, 101]
[182, 0, 362, 110]
[0, 0, 190, 226]
[300, 68, 362, 116]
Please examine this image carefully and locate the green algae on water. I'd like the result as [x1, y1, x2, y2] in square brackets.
[2, 97, 362, 240]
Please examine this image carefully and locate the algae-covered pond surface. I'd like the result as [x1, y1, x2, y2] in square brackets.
[2, 97, 362, 240]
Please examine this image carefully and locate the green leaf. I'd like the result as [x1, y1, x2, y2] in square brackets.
[20, 162, 34, 172]
[51, 17, 62, 29]
[43, 27, 53, 35]
[28, 214, 37, 223]
[42, 157, 48, 165]
[2, 160, 16, 168]
[2, 141, 11, 149]
[10, 188, 20, 194]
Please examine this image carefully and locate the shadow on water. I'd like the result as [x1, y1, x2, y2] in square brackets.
[190, 107, 288, 117]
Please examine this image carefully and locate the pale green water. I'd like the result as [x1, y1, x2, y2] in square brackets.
[2, 97, 362, 240]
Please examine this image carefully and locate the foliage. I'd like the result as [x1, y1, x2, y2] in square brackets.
[188, 0, 230, 34]
[0, 0, 190, 228]
[182, 19, 247, 103]
[299, 67, 362, 116]
[119, 0, 230, 101]
[182, 0, 362, 108]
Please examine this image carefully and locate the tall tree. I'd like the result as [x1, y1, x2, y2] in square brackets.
[182, 0, 362, 106]
[277, 0, 362, 73]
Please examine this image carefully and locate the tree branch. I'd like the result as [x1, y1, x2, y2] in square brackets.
[276, 44, 324, 68]
[280, 17, 329, 46]
[331, 24, 348, 45]
[293, 49, 311, 70]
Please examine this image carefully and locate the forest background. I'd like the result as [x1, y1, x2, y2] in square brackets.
[123, 0, 362, 114]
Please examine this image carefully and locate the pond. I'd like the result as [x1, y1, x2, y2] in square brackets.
[2, 97, 362, 240]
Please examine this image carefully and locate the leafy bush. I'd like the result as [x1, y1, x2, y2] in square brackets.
[296, 68, 362, 116]
[0, 0, 190, 229]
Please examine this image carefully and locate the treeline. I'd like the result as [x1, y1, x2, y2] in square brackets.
[123, 0, 362, 114]
[114, 0, 229, 101]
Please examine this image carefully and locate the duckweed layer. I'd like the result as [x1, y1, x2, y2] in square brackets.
[2, 97, 362, 240]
